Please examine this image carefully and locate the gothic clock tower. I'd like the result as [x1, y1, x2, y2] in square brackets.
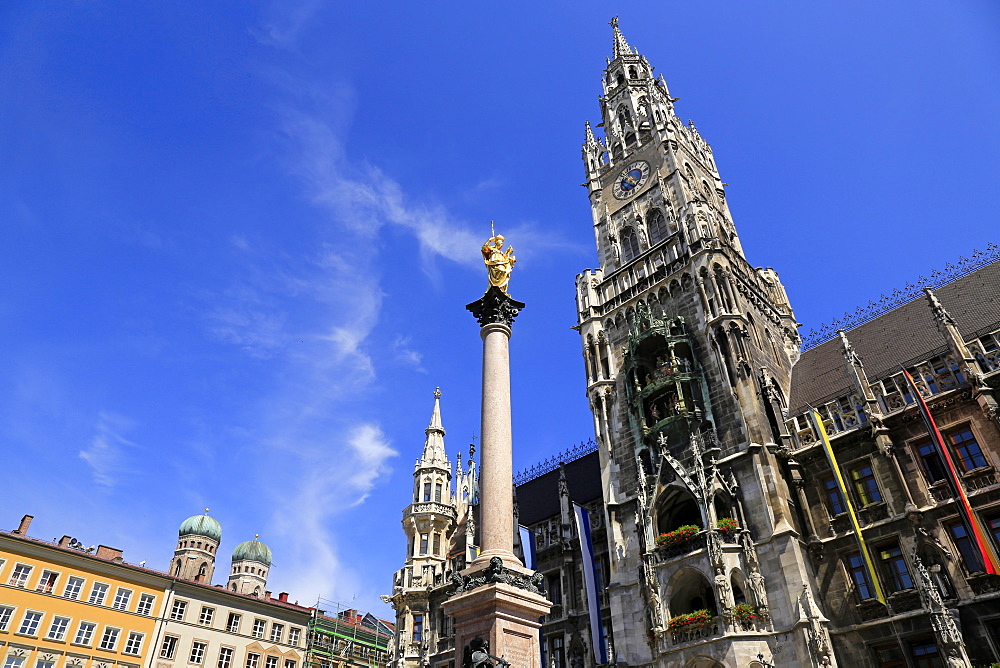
[575, 19, 834, 667]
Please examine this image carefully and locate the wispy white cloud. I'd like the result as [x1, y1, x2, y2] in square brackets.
[79, 411, 138, 487]
[392, 334, 425, 372]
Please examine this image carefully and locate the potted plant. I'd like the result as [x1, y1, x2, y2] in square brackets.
[716, 518, 740, 534]
[731, 603, 756, 624]
[654, 525, 701, 548]
[667, 609, 712, 630]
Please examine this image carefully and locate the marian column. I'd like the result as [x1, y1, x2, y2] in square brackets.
[442, 231, 550, 668]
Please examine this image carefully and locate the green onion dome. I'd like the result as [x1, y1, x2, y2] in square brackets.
[178, 512, 222, 542]
[232, 537, 272, 567]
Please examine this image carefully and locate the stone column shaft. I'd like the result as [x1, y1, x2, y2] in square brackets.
[478, 322, 519, 565]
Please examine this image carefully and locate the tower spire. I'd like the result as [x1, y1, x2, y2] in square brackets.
[610, 16, 634, 59]
[421, 387, 447, 464]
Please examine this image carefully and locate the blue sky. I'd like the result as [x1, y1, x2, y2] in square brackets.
[2, 2, 998, 615]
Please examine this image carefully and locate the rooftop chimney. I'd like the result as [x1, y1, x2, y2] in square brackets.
[13, 515, 33, 536]
[96, 545, 124, 562]
[278, 592, 289, 602]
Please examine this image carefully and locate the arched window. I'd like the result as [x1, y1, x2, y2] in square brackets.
[620, 228, 640, 263]
[612, 144, 624, 160]
[618, 106, 632, 128]
[647, 209, 669, 245]
[628, 66, 637, 79]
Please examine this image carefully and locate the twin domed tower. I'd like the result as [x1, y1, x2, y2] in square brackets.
[171, 511, 274, 596]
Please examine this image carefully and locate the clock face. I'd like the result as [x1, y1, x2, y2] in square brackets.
[612, 161, 650, 199]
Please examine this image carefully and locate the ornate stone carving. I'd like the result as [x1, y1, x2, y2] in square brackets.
[466, 286, 526, 328]
[448, 557, 545, 596]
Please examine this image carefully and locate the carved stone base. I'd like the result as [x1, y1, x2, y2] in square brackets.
[443, 569, 551, 668]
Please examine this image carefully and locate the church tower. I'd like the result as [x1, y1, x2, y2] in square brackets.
[227, 537, 272, 596]
[172, 511, 221, 584]
[576, 19, 832, 667]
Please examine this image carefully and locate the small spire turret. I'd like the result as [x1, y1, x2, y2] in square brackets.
[610, 17, 634, 60]
[420, 387, 447, 465]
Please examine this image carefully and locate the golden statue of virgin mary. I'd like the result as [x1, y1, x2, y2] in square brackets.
[481, 228, 516, 294]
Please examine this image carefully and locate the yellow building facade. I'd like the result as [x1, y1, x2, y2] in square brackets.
[0, 520, 168, 668]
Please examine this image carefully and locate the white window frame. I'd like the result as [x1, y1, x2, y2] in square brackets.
[9, 563, 33, 588]
[18, 610, 44, 636]
[189, 641, 208, 665]
[124, 631, 144, 656]
[46, 615, 71, 640]
[35, 661, 54, 668]
[264, 656, 278, 668]
[0, 605, 15, 632]
[112, 587, 133, 611]
[170, 599, 188, 621]
[74, 620, 97, 646]
[251, 619, 266, 638]
[217, 647, 234, 668]
[63, 576, 85, 600]
[269, 623, 283, 643]
[160, 635, 179, 660]
[35, 570, 60, 594]
[136, 593, 155, 616]
[3, 657, 25, 668]
[99, 626, 121, 651]
[226, 613, 241, 633]
[88, 582, 110, 606]
[245, 653, 260, 668]
[288, 628, 300, 647]
[199, 606, 215, 626]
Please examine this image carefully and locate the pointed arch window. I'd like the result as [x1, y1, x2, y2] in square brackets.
[647, 209, 669, 245]
[618, 106, 632, 128]
[620, 228, 640, 263]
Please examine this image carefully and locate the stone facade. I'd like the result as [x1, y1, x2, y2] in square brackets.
[576, 19, 817, 668]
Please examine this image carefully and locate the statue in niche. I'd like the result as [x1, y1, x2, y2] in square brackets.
[481, 228, 516, 293]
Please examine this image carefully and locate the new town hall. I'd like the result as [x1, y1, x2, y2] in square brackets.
[384, 20, 1000, 668]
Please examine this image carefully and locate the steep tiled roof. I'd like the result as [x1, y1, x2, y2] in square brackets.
[515, 451, 602, 526]
[789, 259, 1000, 414]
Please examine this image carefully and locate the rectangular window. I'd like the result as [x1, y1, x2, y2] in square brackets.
[89, 582, 109, 605]
[160, 636, 179, 659]
[435, 483, 442, 503]
[199, 606, 215, 625]
[136, 593, 155, 616]
[948, 428, 988, 472]
[46, 616, 71, 640]
[420, 533, 429, 555]
[226, 613, 241, 633]
[35, 570, 59, 594]
[850, 463, 883, 505]
[99, 626, 121, 651]
[285, 661, 296, 668]
[217, 648, 234, 668]
[252, 619, 267, 638]
[412, 614, 423, 643]
[3, 659, 25, 668]
[265, 657, 278, 668]
[287, 628, 300, 646]
[0, 606, 15, 631]
[878, 545, 914, 592]
[112, 587, 133, 610]
[433, 532, 441, 555]
[423, 482, 431, 502]
[847, 553, 875, 600]
[171, 599, 188, 621]
[74, 621, 97, 646]
[19, 611, 43, 636]
[910, 640, 941, 668]
[63, 576, 85, 600]
[874, 645, 905, 668]
[190, 641, 207, 664]
[916, 443, 948, 483]
[124, 631, 144, 655]
[270, 623, 283, 642]
[246, 653, 261, 668]
[9, 563, 33, 587]
[821, 477, 846, 516]
[35, 661, 53, 668]
[947, 522, 984, 573]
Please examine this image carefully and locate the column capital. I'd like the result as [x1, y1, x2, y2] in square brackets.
[466, 286, 526, 328]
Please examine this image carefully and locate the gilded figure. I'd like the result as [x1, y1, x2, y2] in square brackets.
[482, 232, 516, 293]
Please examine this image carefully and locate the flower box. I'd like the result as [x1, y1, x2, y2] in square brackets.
[654, 525, 700, 548]
[667, 609, 712, 630]
[716, 518, 740, 533]
[731, 603, 756, 624]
